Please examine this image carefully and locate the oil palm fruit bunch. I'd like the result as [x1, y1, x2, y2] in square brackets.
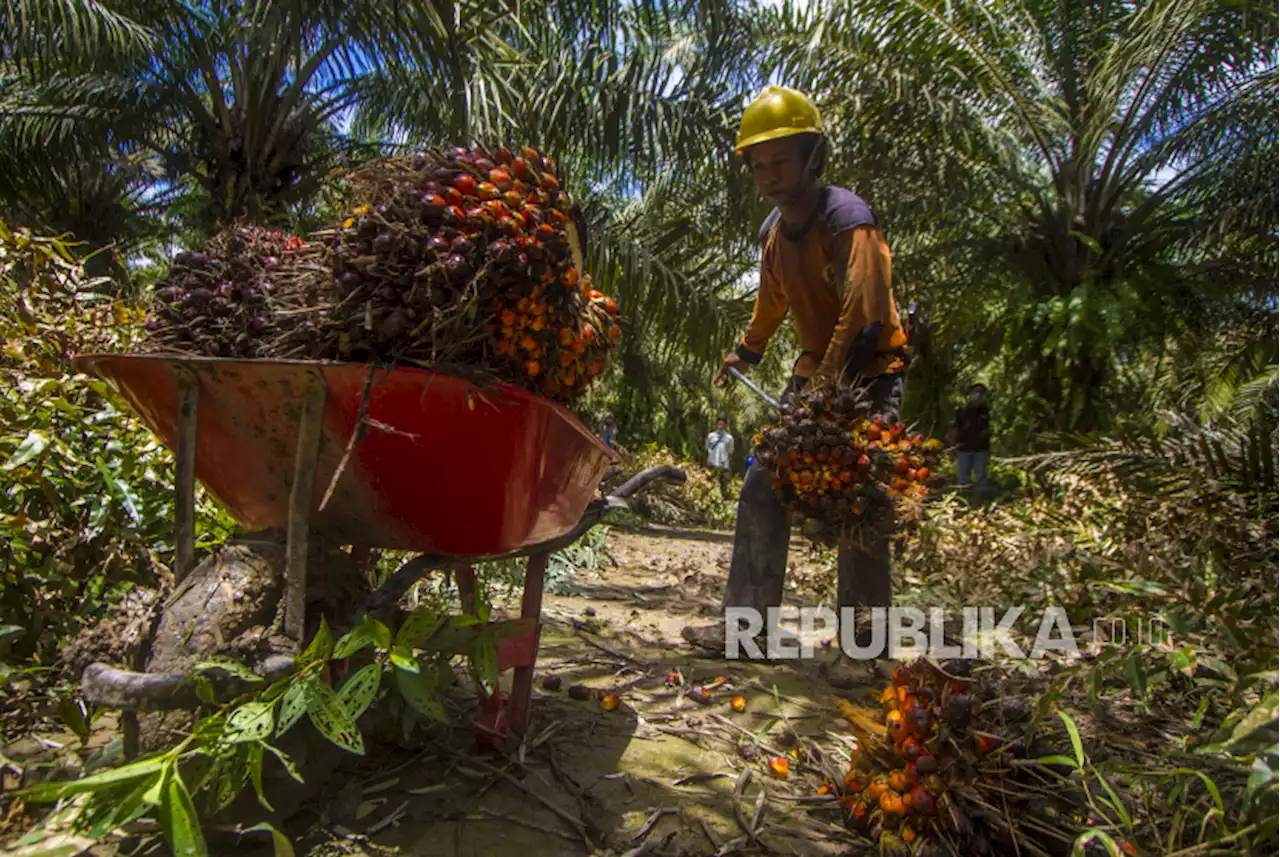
[296, 144, 620, 404]
[752, 383, 945, 546]
[142, 226, 304, 358]
[834, 659, 1088, 857]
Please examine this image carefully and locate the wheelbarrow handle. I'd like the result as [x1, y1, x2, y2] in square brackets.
[728, 366, 780, 409]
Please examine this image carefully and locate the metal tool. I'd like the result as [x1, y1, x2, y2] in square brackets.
[728, 366, 780, 409]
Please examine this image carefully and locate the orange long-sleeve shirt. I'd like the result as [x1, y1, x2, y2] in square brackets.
[735, 186, 907, 383]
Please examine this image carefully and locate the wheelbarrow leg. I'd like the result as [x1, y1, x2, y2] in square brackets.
[284, 371, 328, 646]
[508, 552, 548, 736]
[123, 368, 199, 760]
[173, 369, 199, 585]
[452, 564, 508, 753]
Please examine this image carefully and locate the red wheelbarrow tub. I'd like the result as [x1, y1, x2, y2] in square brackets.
[72, 355, 619, 557]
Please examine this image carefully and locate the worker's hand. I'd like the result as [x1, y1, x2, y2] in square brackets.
[714, 352, 745, 387]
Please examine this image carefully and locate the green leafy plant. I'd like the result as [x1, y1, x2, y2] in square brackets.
[11, 590, 508, 855]
[0, 221, 234, 662]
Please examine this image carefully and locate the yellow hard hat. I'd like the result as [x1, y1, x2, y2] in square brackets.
[735, 86, 823, 154]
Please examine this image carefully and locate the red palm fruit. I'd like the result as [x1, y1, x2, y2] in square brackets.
[541, 172, 560, 190]
[587, 360, 603, 376]
[858, 454, 870, 468]
[890, 423, 905, 440]
[473, 156, 495, 171]
[604, 297, 618, 314]
[558, 328, 574, 346]
[523, 359, 540, 376]
[892, 477, 910, 493]
[521, 146, 541, 163]
[907, 468, 918, 481]
[900, 737, 923, 762]
[495, 340, 512, 356]
[453, 173, 478, 196]
[895, 458, 910, 474]
[476, 181, 499, 200]
[974, 734, 998, 755]
[530, 316, 545, 332]
[908, 787, 935, 815]
[519, 334, 536, 351]
[571, 337, 585, 355]
[517, 297, 530, 312]
[916, 466, 930, 480]
[554, 192, 572, 212]
[466, 205, 493, 226]
[887, 770, 910, 793]
[494, 216, 515, 237]
[914, 754, 937, 775]
[535, 223, 557, 242]
[490, 168, 513, 188]
[511, 156, 530, 178]
[425, 192, 447, 207]
[908, 707, 932, 739]
[582, 325, 597, 345]
[559, 351, 575, 367]
[500, 309, 517, 326]
[484, 199, 508, 218]
[608, 324, 621, 343]
[494, 146, 513, 164]
[866, 424, 882, 440]
[503, 189, 524, 209]
[885, 710, 907, 741]
[544, 155, 556, 172]
[561, 268, 578, 288]
[509, 210, 527, 230]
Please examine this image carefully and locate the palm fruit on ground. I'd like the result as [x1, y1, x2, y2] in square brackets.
[835, 659, 1089, 857]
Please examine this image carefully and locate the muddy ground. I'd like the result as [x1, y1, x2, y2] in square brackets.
[4, 528, 892, 857]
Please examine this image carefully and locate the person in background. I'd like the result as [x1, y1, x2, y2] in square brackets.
[681, 86, 909, 670]
[706, 417, 735, 497]
[598, 412, 618, 449]
[951, 384, 991, 499]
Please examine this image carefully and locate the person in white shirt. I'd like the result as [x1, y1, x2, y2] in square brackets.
[706, 417, 735, 497]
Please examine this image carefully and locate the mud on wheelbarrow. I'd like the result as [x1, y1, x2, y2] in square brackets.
[72, 354, 685, 754]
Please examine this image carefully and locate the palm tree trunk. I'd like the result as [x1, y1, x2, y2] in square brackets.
[435, 0, 469, 142]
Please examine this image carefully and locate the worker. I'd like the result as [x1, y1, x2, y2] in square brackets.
[597, 412, 618, 449]
[706, 416, 735, 497]
[682, 86, 909, 675]
[951, 383, 992, 500]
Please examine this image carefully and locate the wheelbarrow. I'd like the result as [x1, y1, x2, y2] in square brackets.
[71, 354, 683, 755]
